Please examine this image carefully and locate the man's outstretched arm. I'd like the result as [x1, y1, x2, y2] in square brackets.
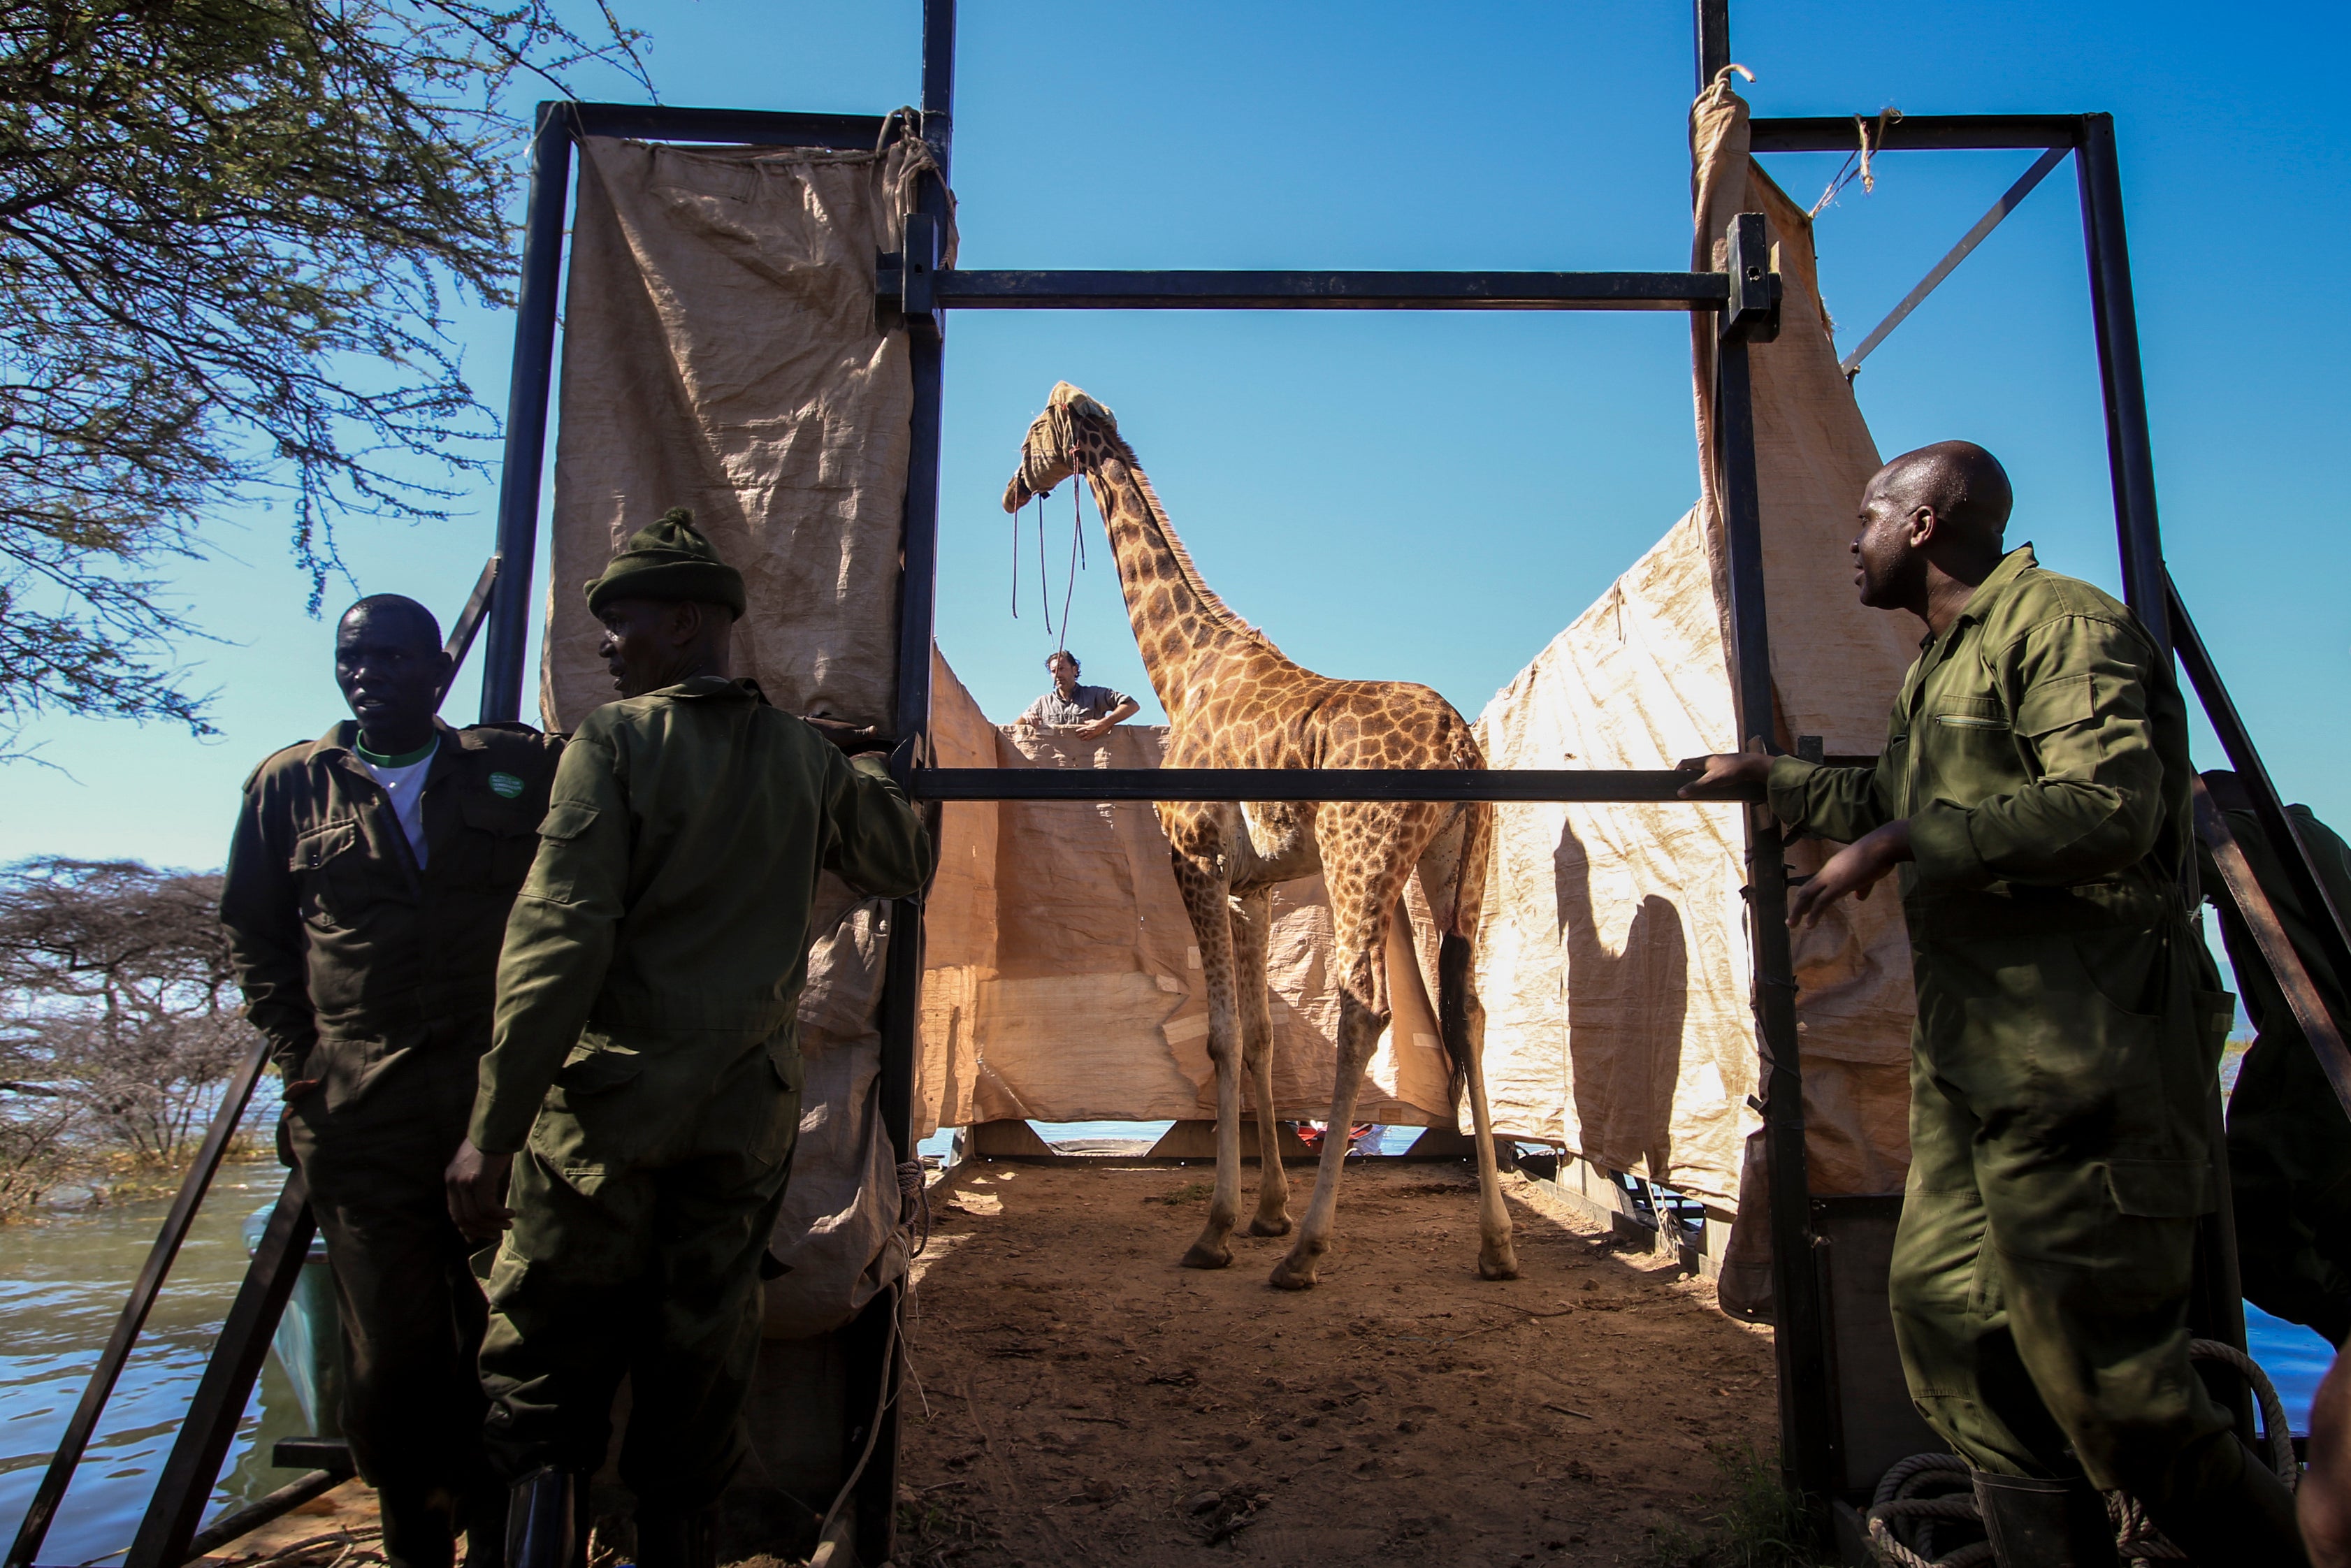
[825, 752, 934, 899]
[1678, 743, 1905, 929]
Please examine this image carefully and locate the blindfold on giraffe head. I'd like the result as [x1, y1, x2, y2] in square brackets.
[1001, 381, 1118, 512]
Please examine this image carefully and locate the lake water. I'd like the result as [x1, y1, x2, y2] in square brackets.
[3, 1139, 2336, 1563]
[1, 1162, 321, 1568]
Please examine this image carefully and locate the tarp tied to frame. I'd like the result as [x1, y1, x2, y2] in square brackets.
[913, 653, 1454, 1140]
[538, 128, 951, 1339]
[1470, 85, 1918, 1214]
[541, 130, 950, 732]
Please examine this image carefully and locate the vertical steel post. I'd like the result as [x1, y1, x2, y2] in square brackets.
[860, 3, 957, 1555]
[1694, 0, 1730, 94]
[124, 1174, 318, 1568]
[1715, 214, 1836, 1500]
[2074, 112, 2168, 655]
[2078, 118, 2251, 1381]
[479, 102, 576, 725]
[878, 0, 952, 1183]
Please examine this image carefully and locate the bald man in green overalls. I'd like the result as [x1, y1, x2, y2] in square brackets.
[1683, 444, 2303, 1567]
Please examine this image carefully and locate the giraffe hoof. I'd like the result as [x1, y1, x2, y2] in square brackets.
[1478, 1249, 1521, 1282]
[1246, 1214, 1292, 1238]
[1268, 1256, 1319, 1291]
[1180, 1240, 1233, 1270]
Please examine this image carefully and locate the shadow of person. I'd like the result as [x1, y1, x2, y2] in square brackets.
[1554, 815, 1688, 1182]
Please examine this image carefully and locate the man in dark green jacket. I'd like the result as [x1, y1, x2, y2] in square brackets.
[444, 512, 931, 1568]
[1681, 444, 2301, 1567]
[222, 595, 562, 1568]
[2199, 769, 2351, 1346]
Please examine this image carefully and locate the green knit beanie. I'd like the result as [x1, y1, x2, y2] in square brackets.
[583, 507, 746, 619]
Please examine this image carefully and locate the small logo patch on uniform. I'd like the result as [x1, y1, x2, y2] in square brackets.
[488, 771, 526, 799]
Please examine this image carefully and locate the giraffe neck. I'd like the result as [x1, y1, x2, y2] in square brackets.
[1076, 429, 1274, 727]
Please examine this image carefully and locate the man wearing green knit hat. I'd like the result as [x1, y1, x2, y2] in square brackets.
[447, 508, 931, 1568]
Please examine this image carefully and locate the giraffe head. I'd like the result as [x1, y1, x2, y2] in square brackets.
[1000, 382, 1119, 512]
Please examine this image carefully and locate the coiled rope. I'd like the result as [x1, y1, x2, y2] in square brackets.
[1865, 1339, 2298, 1568]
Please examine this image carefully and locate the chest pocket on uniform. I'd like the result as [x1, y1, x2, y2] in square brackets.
[455, 797, 541, 890]
[1930, 695, 2010, 731]
[290, 820, 363, 929]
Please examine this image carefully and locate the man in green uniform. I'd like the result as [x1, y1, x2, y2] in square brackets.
[222, 595, 563, 1568]
[443, 511, 931, 1568]
[1681, 443, 2303, 1566]
[2199, 769, 2351, 1346]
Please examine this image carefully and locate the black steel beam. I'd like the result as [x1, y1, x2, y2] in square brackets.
[1694, 0, 1730, 95]
[1748, 114, 2084, 153]
[182, 1470, 348, 1561]
[124, 1174, 318, 1568]
[912, 767, 1755, 804]
[2076, 112, 2169, 652]
[5, 1040, 273, 1568]
[860, 3, 957, 1558]
[913, 270, 1737, 312]
[479, 103, 574, 724]
[1714, 213, 1835, 1502]
[569, 103, 890, 150]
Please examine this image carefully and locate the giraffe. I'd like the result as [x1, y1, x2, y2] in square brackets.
[999, 382, 1519, 1290]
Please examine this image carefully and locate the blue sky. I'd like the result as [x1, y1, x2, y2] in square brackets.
[5, 0, 2345, 869]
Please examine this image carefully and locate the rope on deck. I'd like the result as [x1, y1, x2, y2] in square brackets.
[1865, 1339, 2297, 1568]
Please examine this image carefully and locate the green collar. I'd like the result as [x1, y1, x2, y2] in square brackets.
[354, 735, 438, 769]
[1954, 542, 2037, 626]
[1921, 542, 2039, 654]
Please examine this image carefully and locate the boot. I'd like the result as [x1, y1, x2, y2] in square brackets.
[377, 1486, 461, 1568]
[504, 1468, 589, 1568]
[2139, 1435, 2310, 1568]
[1972, 1472, 2121, 1568]
[461, 1486, 508, 1568]
[631, 1504, 718, 1568]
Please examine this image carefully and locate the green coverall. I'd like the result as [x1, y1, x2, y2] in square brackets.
[1767, 546, 2257, 1523]
[2201, 800, 2351, 1346]
[222, 718, 563, 1563]
[470, 677, 930, 1511]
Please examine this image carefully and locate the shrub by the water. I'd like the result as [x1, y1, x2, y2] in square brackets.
[0, 857, 266, 1216]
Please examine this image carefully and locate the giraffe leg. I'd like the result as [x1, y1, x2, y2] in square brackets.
[1447, 931, 1519, 1280]
[1230, 889, 1291, 1237]
[1270, 850, 1400, 1291]
[1171, 853, 1243, 1270]
[1268, 987, 1380, 1291]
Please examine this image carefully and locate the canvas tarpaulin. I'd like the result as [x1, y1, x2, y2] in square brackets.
[540, 126, 950, 1334]
[913, 653, 1454, 1139]
[762, 883, 904, 1340]
[540, 129, 948, 733]
[1470, 83, 1918, 1224]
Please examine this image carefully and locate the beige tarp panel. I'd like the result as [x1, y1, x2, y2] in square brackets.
[1470, 85, 1917, 1211]
[540, 131, 948, 733]
[1473, 514, 1756, 1205]
[913, 654, 1453, 1137]
[762, 886, 904, 1339]
[538, 129, 950, 1335]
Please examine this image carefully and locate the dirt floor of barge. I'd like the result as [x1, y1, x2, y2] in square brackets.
[894, 1159, 1779, 1568]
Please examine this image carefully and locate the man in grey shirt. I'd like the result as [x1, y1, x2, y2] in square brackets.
[1016, 650, 1139, 738]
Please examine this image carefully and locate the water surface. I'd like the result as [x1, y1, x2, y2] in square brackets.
[1, 1162, 319, 1567]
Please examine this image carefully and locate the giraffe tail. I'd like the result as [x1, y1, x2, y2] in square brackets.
[1435, 796, 1493, 1098]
